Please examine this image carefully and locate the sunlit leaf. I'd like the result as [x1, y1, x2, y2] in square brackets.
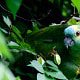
[71, 0, 80, 14]
[37, 73, 55, 80]
[54, 54, 61, 65]
[45, 71, 68, 80]
[67, 18, 77, 25]
[8, 41, 19, 47]
[0, 31, 14, 62]
[31, 60, 44, 73]
[37, 56, 45, 65]
[16, 76, 21, 80]
[0, 28, 8, 34]
[48, 66, 59, 71]
[0, 62, 15, 80]
[3, 16, 12, 27]
[37, 73, 45, 80]
[76, 21, 80, 25]
[46, 60, 58, 68]
[27, 30, 32, 34]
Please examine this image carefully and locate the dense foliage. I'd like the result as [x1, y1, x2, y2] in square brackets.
[0, 0, 80, 80]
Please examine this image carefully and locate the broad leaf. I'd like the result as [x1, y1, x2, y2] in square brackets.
[3, 16, 12, 27]
[37, 73, 55, 80]
[45, 71, 68, 80]
[67, 18, 77, 25]
[0, 31, 14, 62]
[8, 41, 19, 47]
[5, 0, 22, 19]
[16, 76, 21, 80]
[37, 56, 45, 65]
[46, 60, 58, 68]
[0, 62, 15, 80]
[37, 73, 45, 80]
[71, 0, 80, 14]
[31, 60, 44, 73]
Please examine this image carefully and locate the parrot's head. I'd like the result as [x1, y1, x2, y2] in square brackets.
[64, 25, 80, 48]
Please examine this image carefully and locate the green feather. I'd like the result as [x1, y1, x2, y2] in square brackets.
[28, 24, 80, 79]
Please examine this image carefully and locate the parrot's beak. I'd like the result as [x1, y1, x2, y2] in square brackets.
[64, 36, 74, 49]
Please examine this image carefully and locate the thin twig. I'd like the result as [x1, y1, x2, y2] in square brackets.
[0, 4, 51, 22]
[73, 16, 80, 20]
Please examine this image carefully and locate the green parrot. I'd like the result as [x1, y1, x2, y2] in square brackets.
[28, 24, 80, 79]
[62, 25, 80, 79]
[28, 24, 67, 55]
[64, 25, 80, 65]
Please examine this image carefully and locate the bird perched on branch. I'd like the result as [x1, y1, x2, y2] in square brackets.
[28, 24, 80, 79]
[62, 25, 80, 79]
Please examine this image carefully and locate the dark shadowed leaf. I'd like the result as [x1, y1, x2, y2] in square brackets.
[5, 0, 22, 19]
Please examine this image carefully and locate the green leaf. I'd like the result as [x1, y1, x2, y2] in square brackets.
[21, 48, 36, 55]
[32, 21, 39, 32]
[20, 42, 36, 55]
[67, 18, 77, 25]
[12, 26, 22, 40]
[46, 60, 58, 68]
[16, 76, 21, 80]
[0, 31, 14, 62]
[3, 16, 12, 27]
[37, 73, 55, 80]
[27, 64, 33, 67]
[76, 21, 80, 25]
[5, 0, 22, 19]
[11, 32, 20, 44]
[27, 30, 32, 34]
[37, 73, 45, 80]
[31, 60, 44, 73]
[37, 56, 45, 65]
[0, 28, 8, 34]
[2, 74, 9, 80]
[8, 41, 19, 47]
[62, 5, 68, 17]
[48, 66, 59, 72]
[8, 41, 20, 53]
[0, 62, 15, 80]
[45, 71, 68, 80]
[54, 53, 61, 65]
[71, 0, 80, 14]
[48, 0, 54, 3]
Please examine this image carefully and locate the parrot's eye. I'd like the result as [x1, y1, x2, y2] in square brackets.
[76, 31, 80, 36]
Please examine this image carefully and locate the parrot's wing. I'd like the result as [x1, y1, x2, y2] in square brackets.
[27, 24, 68, 56]
[28, 24, 67, 41]
[27, 24, 80, 79]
